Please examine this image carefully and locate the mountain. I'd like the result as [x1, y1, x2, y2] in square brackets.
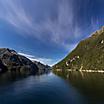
[0, 48, 50, 75]
[33, 61, 51, 74]
[0, 59, 8, 73]
[53, 26, 104, 71]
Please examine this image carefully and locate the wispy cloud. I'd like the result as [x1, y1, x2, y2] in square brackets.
[0, 0, 81, 50]
[0, 0, 101, 51]
[0, 0, 39, 37]
[18, 52, 55, 66]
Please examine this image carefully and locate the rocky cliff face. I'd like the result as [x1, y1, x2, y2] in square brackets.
[0, 48, 50, 75]
[53, 26, 104, 71]
[0, 59, 8, 73]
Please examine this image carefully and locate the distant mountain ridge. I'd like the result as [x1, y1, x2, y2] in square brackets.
[53, 26, 104, 71]
[33, 61, 51, 74]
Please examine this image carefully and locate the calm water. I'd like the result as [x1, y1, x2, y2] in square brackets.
[0, 72, 104, 104]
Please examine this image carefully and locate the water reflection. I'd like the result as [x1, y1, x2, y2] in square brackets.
[0, 71, 104, 104]
[0, 72, 85, 104]
[0, 71, 50, 86]
[55, 71, 104, 104]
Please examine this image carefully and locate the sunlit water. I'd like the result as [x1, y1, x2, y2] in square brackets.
[0, 71, 104, 104]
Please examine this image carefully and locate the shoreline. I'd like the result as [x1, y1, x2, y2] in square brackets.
[79, 69, 104, 73]
[68, 69, 104, 73]
[55, 69, 104, 73]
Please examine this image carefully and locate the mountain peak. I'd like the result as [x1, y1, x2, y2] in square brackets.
[91, 26, 104, 37]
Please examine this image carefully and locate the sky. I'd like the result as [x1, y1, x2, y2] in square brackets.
[0, 0, 104, 65]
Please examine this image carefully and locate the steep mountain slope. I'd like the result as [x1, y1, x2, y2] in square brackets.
[0, 59, 8, 73]
[0, 48, 39, 74]
[53, 27, 104, 71]
[0, 48, 50, 75]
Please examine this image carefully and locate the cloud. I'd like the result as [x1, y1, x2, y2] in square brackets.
[18, 52, 55, 66]
[0, 0, 39, 37]
[0, 0, 101, 52]
[0, 0, 81, 50]
[90, 18, 101, 32]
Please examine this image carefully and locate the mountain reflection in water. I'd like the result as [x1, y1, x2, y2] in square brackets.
[0, 72, 85, 104]
[55, 71, 104, 104]
[0, 71, 104, 104]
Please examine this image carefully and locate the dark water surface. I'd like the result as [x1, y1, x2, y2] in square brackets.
[55, 71, 104, 104]
[0, 72, 104, 104]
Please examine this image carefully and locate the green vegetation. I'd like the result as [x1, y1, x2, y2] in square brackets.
[53, 26, 104, 71]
